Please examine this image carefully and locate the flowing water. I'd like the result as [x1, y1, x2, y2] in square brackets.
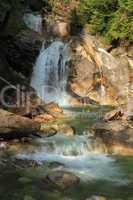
[23, 13, 42, 33]
[0, 106, 133, 200]
[31, 41, 70, 105]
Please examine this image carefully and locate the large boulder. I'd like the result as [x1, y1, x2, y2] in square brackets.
[69, 57, 96, 97]
[2, 30, 42, 78]
[32, 102, 64, 123]
[104, 98, 133, 121]
[0, 109, 40, 140]
[93, 120, 133, 155]
[43, 171, 80, 189]
[69, 32, 132, 105]
[53, 22, 70, 38]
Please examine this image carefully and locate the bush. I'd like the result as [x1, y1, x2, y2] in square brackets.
[70, 0, 133, 43]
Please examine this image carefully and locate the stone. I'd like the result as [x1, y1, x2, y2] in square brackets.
[57, 125, 75, 136]
[0, 109, 40, 140]
[86, 196, 107, 200]
[93, 120, 133, 155]
[34, 113, 55, 123]
[69, 57, 96, 97]
[104, 109, 124, 121]
[4, 30, 42, 78]
[43, 171, 80, 189]
[69, 31, 132, 105]
[27, 0, 44, 11]
[53, 22, 70, 38]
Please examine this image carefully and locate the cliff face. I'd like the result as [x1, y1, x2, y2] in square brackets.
[68, 32, 133, 106]
[0, 0, 43, 87]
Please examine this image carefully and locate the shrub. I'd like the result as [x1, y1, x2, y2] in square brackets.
[70, 0, 133, 43]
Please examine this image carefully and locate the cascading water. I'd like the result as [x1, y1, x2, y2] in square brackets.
[17, 134, 128, 184]
[23, 13, 42, 33]
[31, 41, 70, 105]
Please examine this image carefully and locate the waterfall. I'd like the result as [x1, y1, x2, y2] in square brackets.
[23, 13, 42, 33]
[31, 41, 70, 105]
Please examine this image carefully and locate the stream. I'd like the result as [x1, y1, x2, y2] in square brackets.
[0, 106, 133, 200]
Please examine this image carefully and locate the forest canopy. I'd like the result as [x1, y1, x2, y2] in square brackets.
[70, 0, 133, 43]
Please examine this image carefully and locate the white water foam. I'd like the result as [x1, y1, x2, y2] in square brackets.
[17, 135, 129, 185]
[31, 41, 70, 105]
[23, 13, 42, 33]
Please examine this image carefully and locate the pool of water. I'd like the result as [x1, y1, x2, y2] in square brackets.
[0, 105, 133, 200]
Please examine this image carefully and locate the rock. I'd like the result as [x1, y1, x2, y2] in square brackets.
[34, 113, 55, 123]
[40, 124, 74, 137]
[13, 158, 40, 168]
[53, 22, 70, 38]
[24, 195, 35, 200]
[56, 125, 75, 136]
[3, 30, 42, 78]
[18, 177, 32, 184]
[104, 100, 133, 122]
[104, 109, 124, 121]
[0, 109, 40, 140]
[69, 31, 132, 105]
[93, 120, 133, 155]
[69, 57, 96, 97]
[45, 161, 64, 169]
[43, 171, 80, 189]
[32, 102, 64, 123]
[40, 126, 57, 136]
[86, 196, 107, 200]
[27, 0, 44, 11]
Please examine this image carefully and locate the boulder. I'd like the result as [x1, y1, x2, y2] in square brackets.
[104, 109, 124, 121]
[27, 0, 44, 11]
[3, 30, 42, 78]
[43, 171, 80, 189]
[31, 102, 64, 123]
[0, 109, 40, 140]
[53, 22, 70, 38]
[34, 113, 55, 123]
[69, 31, 132, 105]
[69, 57, 96, 97]
[86, 196, 107, 200]
[104, 99, 133, 121]
[93, 120, 133, 155]
[52, 124, 75, 136]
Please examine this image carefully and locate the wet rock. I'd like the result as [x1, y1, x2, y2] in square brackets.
[43, 171, 80, 189]
[0, 109, 40, 140]
[53, 22, 70, 38]
[18, 177, 32, 184]
[57, 125, 75, 136]
[34, 113, 55, 123]
[43, 102, 63, 114]
[86, 196, 107, 200]
[104, 100, 133, 122]
[4, 30, 42, 78]
[69, 57, 96, 97]
[13, 158, 40, 168]
[104, 109, 124, 121]
[40, 124, 74, 137]
[46, 161, 64, 169]
[93, 120, 133, 155]
[40, 126, 57, 137]
[32, 102, 64, 123]
[27, 0, 44, 11]
[69, 31, 132, 105]
[24, 195, 35, 200]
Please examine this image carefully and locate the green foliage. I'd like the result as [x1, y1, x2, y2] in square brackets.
[70, 0, 133, 42]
